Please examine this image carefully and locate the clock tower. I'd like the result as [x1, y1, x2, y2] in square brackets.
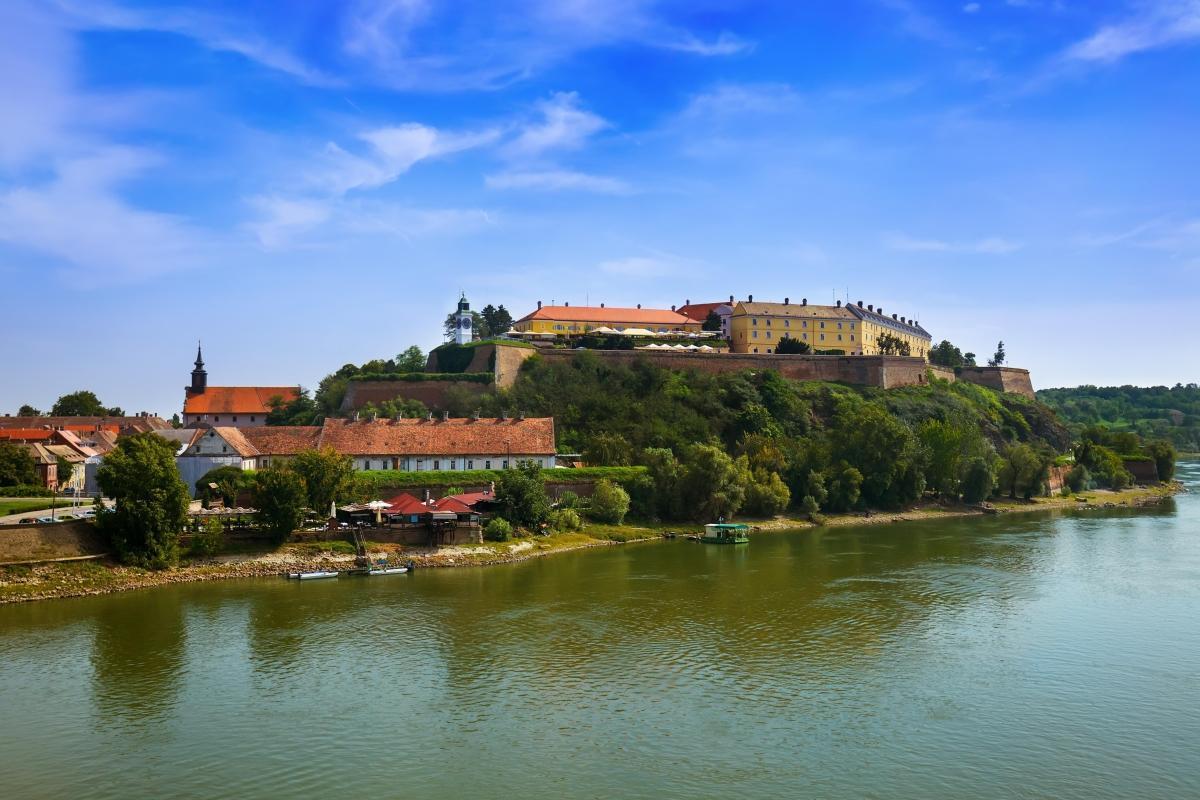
[454, 294, 474, 345]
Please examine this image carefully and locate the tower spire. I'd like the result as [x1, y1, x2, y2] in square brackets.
[189, 341, 208, 394]
[194, 340, 204, 368]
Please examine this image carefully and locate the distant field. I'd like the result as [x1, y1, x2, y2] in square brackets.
[0, 499, 93, 517]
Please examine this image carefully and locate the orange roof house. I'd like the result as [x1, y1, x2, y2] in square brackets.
[181, 344, 299, 428]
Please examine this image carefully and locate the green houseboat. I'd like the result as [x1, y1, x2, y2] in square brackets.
[701, 523, 750, 544]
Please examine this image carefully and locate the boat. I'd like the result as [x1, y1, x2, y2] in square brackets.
[368, 566, 408, 576]
[700, 523, 750, 544]
[287, 570, 339, 580]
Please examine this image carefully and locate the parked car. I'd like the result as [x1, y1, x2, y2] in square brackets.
[18, 518, 36, 525]
[81, 510, 96, 518]
[35, 517, 55, 524]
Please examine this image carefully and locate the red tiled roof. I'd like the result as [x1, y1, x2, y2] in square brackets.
[384, 492, 430, 515]
[676, 302, 727, 322]
[433, 496, 474, 514]
[516, 305, 694, 326]
[0, 416, 170, 433]
[319, 417, 555, 457]
[446, 491, 494, 507]
[183, 386, 300, 415]
[240, 425, 322, 455]
[0, 429, 53, 441]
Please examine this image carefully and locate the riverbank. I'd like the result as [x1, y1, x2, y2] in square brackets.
[0, 482, 1182, 605]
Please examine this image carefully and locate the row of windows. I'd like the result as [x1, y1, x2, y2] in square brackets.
[749, 318, 855, 330]
[354, 458, 514, 471]
[203, 415, 256, 423]
[751, 331, 854, 342]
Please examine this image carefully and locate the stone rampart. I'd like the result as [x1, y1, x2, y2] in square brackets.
[956, 367, 1035, 399]
[0, 520, 108, 564]
[340, 380, 489, 412]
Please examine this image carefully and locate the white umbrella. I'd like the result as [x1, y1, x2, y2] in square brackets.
[592, 326, 618, 334]
[621, 327, 656, 337]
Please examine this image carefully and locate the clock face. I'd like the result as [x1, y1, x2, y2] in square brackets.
[460, 318, 471, 329]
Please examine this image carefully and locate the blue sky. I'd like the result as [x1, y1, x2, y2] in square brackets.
[1, 0, 1198, 417]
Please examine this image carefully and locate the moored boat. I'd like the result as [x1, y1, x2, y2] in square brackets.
[700, 523, 750, 544]
[368, 567, 408, 576]
[287, 570, 339, 580]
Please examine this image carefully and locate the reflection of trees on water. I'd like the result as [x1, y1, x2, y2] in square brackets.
[90, 589, 187, 728]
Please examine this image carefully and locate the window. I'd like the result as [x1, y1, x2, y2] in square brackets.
[752, 318, 758, 326]
[450, 459, 456, 470]
[417, 459, 424, 470]
[214, 416, 220, 422]
[802, 333, 808, 340]
[767, 331, 772, 339]
[485, 460, 491, 470]
[502, 460, 509, 469]
[767, 348, 773, 354]
[838, 334, 843, 341]
[232, 416, 238, 422]
[752, 348, 759, 353]
[251, 416, 256, 422]
[222, 446, 227, 453]
[766, 319, 771, 327]
[467, 460, 474, 469]
[802, 320, 808, 328]
[752, 331, 758, 338]
[433, 460, 441, 470]
[819, 322, 825, 329]
[851, 335, 855, 341]
[820, 334, 825, 341]
[784, 320, 790, 328]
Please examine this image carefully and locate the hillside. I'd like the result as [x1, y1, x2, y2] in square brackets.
[1038, 384, 1200, 453]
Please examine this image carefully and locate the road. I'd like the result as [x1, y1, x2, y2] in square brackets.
[0, 497, 104, 525]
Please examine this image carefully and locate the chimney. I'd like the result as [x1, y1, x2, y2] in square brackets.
[537, 300, 542, 309]
[868, 304, 873, 312]
[892, 313, 898, 320]
[836, 300, 842, 307]
[671, 304, 676, 312]
[371, 412, 378, 422]
[784, 297, 789, 305]
[748, 294, 754, 303]
[637, 303, 642, 309]
[878, 307, 883, 315]
[353, 412, 360, 421]
[488, 481, 495, 496]
[601, 302, 605, 308]
[686, 298, 691, 306]
[857, 300, 864, 307]
[423, 489, 431, 504]
[565, 301, 569, 307]
[427, 412, 434, 421]
[802, 298, 807, 305]
[729, 294, 734, 303]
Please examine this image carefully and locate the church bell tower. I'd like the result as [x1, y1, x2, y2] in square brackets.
[189, 342, 207, 394]
[455, 294, 473, 345]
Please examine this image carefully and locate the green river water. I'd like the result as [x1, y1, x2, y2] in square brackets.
[2, 463, 1198, 799]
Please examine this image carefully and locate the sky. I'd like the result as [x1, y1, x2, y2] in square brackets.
[1, 0, 1198, 417]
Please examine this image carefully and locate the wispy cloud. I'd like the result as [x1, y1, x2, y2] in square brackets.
[885, 233, 1023, 254]
[504, 93, 609, 160]
[598, 254, 688, 278]
[875, 0, 960, 46]
[485, 170, 630, 193]
[1063, 0, 1200, 63]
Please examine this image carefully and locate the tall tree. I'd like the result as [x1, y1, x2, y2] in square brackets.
[395, 345, 426, 372]
[775, 336, 812, 354]
[876, 334, 912, 356]
[702, 310, 722, 332]
[988, 341, 1007, 367]
[0, 442, 38, 487]
[480, 304, 514, 337]
[51, 390, 122, 416]
[96, 433, 190, 568]
[254, 468, 308, 544]
[495, 461, 551, 528]
[929, 340, 965, 368]
[290, 447, 354, 514]
[681, 444, 748, 522]
[16, 404, 41, 417]
[266, 389, 322, 426]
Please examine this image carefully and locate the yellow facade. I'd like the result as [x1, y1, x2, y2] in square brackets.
[729, 299, 931, 358]
[730, 301, 863, 354]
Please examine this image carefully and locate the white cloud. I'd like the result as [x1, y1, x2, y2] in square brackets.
[485, 170, 630, 193]
[1064, 1, 1200, 63]
[963, 2, 981, 13]
[660, 31, 752, 56]
[885, 233, 1022, 254]
[875, 0, 960, 46]
[678, 83, 801, 120]
[504, 93, 609, 160]
[244, 195, 333, 249]
[0, 148, 209, 280]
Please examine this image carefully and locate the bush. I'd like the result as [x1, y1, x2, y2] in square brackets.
[743, 470, 791, 517]
[0, 484, 53, 498]
[484, 517, 513, 541]
[556, 490, 581, 509]
[961, 458, 995, 503]
[588, 479, 630, 524]
[1065, 463, 1090, 493]
[548, 508, 582, 531]
[190, 518, 224, 558]
[254, 467, 308, 544]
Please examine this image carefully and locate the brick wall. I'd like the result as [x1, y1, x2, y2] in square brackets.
[956, 367, 1035, 399]
[0, 520, 108, 564]
[340, 380, 490, 412]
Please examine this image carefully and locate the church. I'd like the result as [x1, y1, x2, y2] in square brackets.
[181, 344, 300, 428]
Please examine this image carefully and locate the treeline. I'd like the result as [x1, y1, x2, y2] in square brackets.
[1038, 384, 1200, 453]
[426, 353, 1092, 521]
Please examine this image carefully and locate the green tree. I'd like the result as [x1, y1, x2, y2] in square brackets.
[96, 432, 189, 568]
[190, 518, 224, 558]
[484, 517, 513, 542]
[1065, 463, 1090, 493]
[702, 310, 722, 332]
[17, 404, 41, 417]
[988, 341, 1006, 367]
[833, 401, 923, 508]
[929, 340, 965, 369]
[633, 447, 685, 520]
[997, 443, 1048, 499]
[962, 352, 977, 367]
[876, 334, 912, 356]
[588, 478, 631, 524]
[395, 345, 426, 372]
[290, 447, 354, 514]
[681, 444, 747, 522]
[1145, 440, 1176, 482]
[51, 390, 122, 416]
[918, 419, 988, 499]
[825, 462, 863, 511]
[266, 389, 322, 426]
[0, 442, 38, 486]
[55, 455, 75, 490]
[495, 461, 551, 529]
[480, 304, 514, 338]
[743, 469, 791, 517]
[195, 465, 253, 506]
[254, 468, 308, 544]
[961, 457, 995, 503]
[775, 336, 812, 355]
[583, 432, 634, 466]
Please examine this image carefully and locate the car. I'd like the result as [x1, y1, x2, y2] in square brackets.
[80, 510, 96, 518]
[18, 518, 36, 525]
[58, 514, 77, 520]
[35, 517, 55, 524]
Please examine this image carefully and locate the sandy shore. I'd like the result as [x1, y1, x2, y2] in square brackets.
[0, 482, 1183, 605]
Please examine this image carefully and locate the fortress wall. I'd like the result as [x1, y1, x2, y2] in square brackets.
[956, 367, 1035, 399]
[340, 380, 489, 412]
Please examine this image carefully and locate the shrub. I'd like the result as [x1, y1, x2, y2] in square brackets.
[1065, 463, 1090, 493]
[548, 508, 582, 531]
[588, 479, 630, 524]
[556, 490, 581, 509]
[743, 470, 791, 517]
[190, 518, 224, 558]
[961, 458, 995, 503]
[484, 517, 513, 541]
[0, 484, 53, 498]
[254, 467, 308, 544]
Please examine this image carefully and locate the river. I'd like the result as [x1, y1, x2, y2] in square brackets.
[2, 463, 1198, 799]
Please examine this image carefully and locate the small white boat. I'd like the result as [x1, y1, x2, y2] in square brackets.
[288, 570, 339, 580]
[368, 567, 408, 576]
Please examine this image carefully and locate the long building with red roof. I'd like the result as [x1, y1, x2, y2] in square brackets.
[512, 301, 701, 335]
[181, 344, 300, 428]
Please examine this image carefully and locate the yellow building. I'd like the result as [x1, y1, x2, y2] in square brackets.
[729, 297, 931, 358]
[512, 302, 701, 335]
